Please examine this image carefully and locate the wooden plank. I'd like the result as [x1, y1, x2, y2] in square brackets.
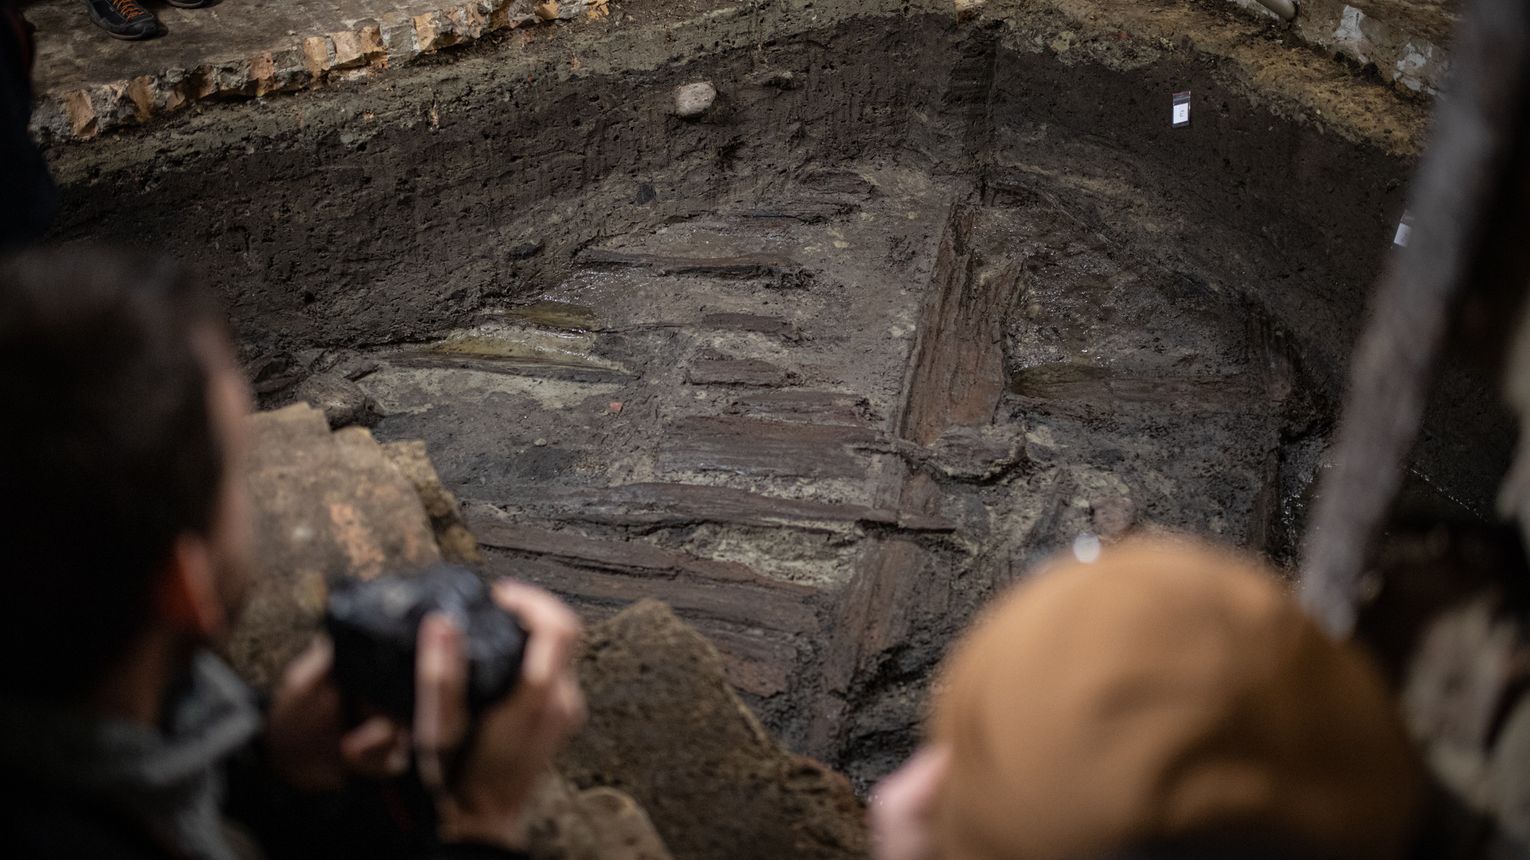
[700, 313, 800, 338]
[578, 247, 804, 280]
[686, 355, 800, 387]
[467, 485, 955, 534]
[897, 206, 1016, 445]
[727, 389, 872, 426]
[659, 415, 877, 478]
[477, 540, 819, 636]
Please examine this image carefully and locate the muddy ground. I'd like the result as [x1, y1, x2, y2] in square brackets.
[43, 0, 1508, 787]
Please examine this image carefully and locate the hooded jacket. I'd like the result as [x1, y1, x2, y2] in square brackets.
[0, 653, 261, 859]
[0, 651, 527, 860]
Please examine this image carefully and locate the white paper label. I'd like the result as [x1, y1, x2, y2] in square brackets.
[1172, 91, 1191, 128]
[1394, 211, 1413, 246]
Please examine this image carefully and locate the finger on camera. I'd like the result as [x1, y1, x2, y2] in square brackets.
[417, 614, 470, 743]
[282, 636, 334, 693]
[517, 657, 584, 755]
[414, 613, 470, 788]
[341, 715, 410, 777]
[519, 676, 585, 766]
[491, 581, 580, 685]
[491, 581, 580, 644]
[551, 676, 586, 738]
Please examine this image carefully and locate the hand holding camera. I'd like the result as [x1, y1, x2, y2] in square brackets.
[414, 577, 587, 848]
[265, 568, 585, 852]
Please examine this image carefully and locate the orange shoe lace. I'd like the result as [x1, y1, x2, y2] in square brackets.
[109, 0, 148, 19]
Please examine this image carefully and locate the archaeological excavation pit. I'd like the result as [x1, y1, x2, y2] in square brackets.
[44, 0, 1506, 789]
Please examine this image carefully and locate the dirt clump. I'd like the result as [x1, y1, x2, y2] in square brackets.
[563, 600, 868, 860]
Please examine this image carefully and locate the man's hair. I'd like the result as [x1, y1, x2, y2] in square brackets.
[0, 248, 232, 700]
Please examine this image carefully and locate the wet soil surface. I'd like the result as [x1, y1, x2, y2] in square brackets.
[49, 6, 1496, 787]
[349, 151, 1315, 785]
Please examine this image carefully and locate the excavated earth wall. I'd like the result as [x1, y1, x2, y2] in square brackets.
[44, 0, 1504, 793]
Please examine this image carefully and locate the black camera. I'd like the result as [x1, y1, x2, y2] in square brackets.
[324, 564, 528, 723]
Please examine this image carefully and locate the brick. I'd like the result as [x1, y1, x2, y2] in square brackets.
[161, 84, 190, 113]
[192, 63, 218, 99]
[98, 82, 138, 131]
[155, 66, 191, 111]
[414, 11, 451, 52]
[64, 88, 98, 139]
[248, 51, 275, 89]
[302, 34, 336, 77]
[495, 0, 537, 28]
[448, 3, 488, 41]
[207, 59, 258, 98]
[125, 75, 157, 121]
[357, 23, 386, 62]
[263, 48, 312, 94]
[380, 14, 419, 64]
[330, 29, 366, 69]
[229, 405, 442, 691]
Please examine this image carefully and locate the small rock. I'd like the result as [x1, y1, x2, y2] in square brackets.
[1025, 301, 1044, 320]
[562, 601, 869, 860]
[380, 440, 482, 566]
[609, 401, 624, 413]
[674, 82, 717, 119]
[293, 371, 379, 429]
[1049, 31, 1077, 53]
[534, 437, 549, 447]
[745, 67, 799, 90]
[324, 352, 383, 382]
[1091, 496, 1137, 539]
[233, 405, 441, 689]
[577, 787, 673, 860]
[525, 775, 673, 860]
[249, 352, 306, 396]
[535, 1, 560, 21]
[509, 239, 545, 260]
[926, 426, 1026, 481]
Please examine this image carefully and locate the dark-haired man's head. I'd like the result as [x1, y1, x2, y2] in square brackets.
[0, 249, 254, 719]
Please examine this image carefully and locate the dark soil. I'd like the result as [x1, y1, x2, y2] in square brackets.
[43, 0, 1507, 789]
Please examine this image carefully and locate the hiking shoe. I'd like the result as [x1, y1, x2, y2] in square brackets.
[80, 0, 159, 39]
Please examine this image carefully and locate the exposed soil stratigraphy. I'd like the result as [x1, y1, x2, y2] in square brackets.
[46, 0, 1503, 790]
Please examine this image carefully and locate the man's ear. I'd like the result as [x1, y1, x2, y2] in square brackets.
[156, 535, 226, 640]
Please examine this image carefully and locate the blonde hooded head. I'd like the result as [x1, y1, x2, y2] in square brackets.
[932, 536, 1422, 860]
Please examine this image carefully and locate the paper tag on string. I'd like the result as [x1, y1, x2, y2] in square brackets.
[1394, 211, 1413, 247]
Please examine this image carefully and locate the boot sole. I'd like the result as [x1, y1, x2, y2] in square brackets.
[82, 6, 160, 38]
[83, 14, 158, 38]
[102, 26, 158, 39]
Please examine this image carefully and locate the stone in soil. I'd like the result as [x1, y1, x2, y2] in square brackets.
[673, 82, 718, 119]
